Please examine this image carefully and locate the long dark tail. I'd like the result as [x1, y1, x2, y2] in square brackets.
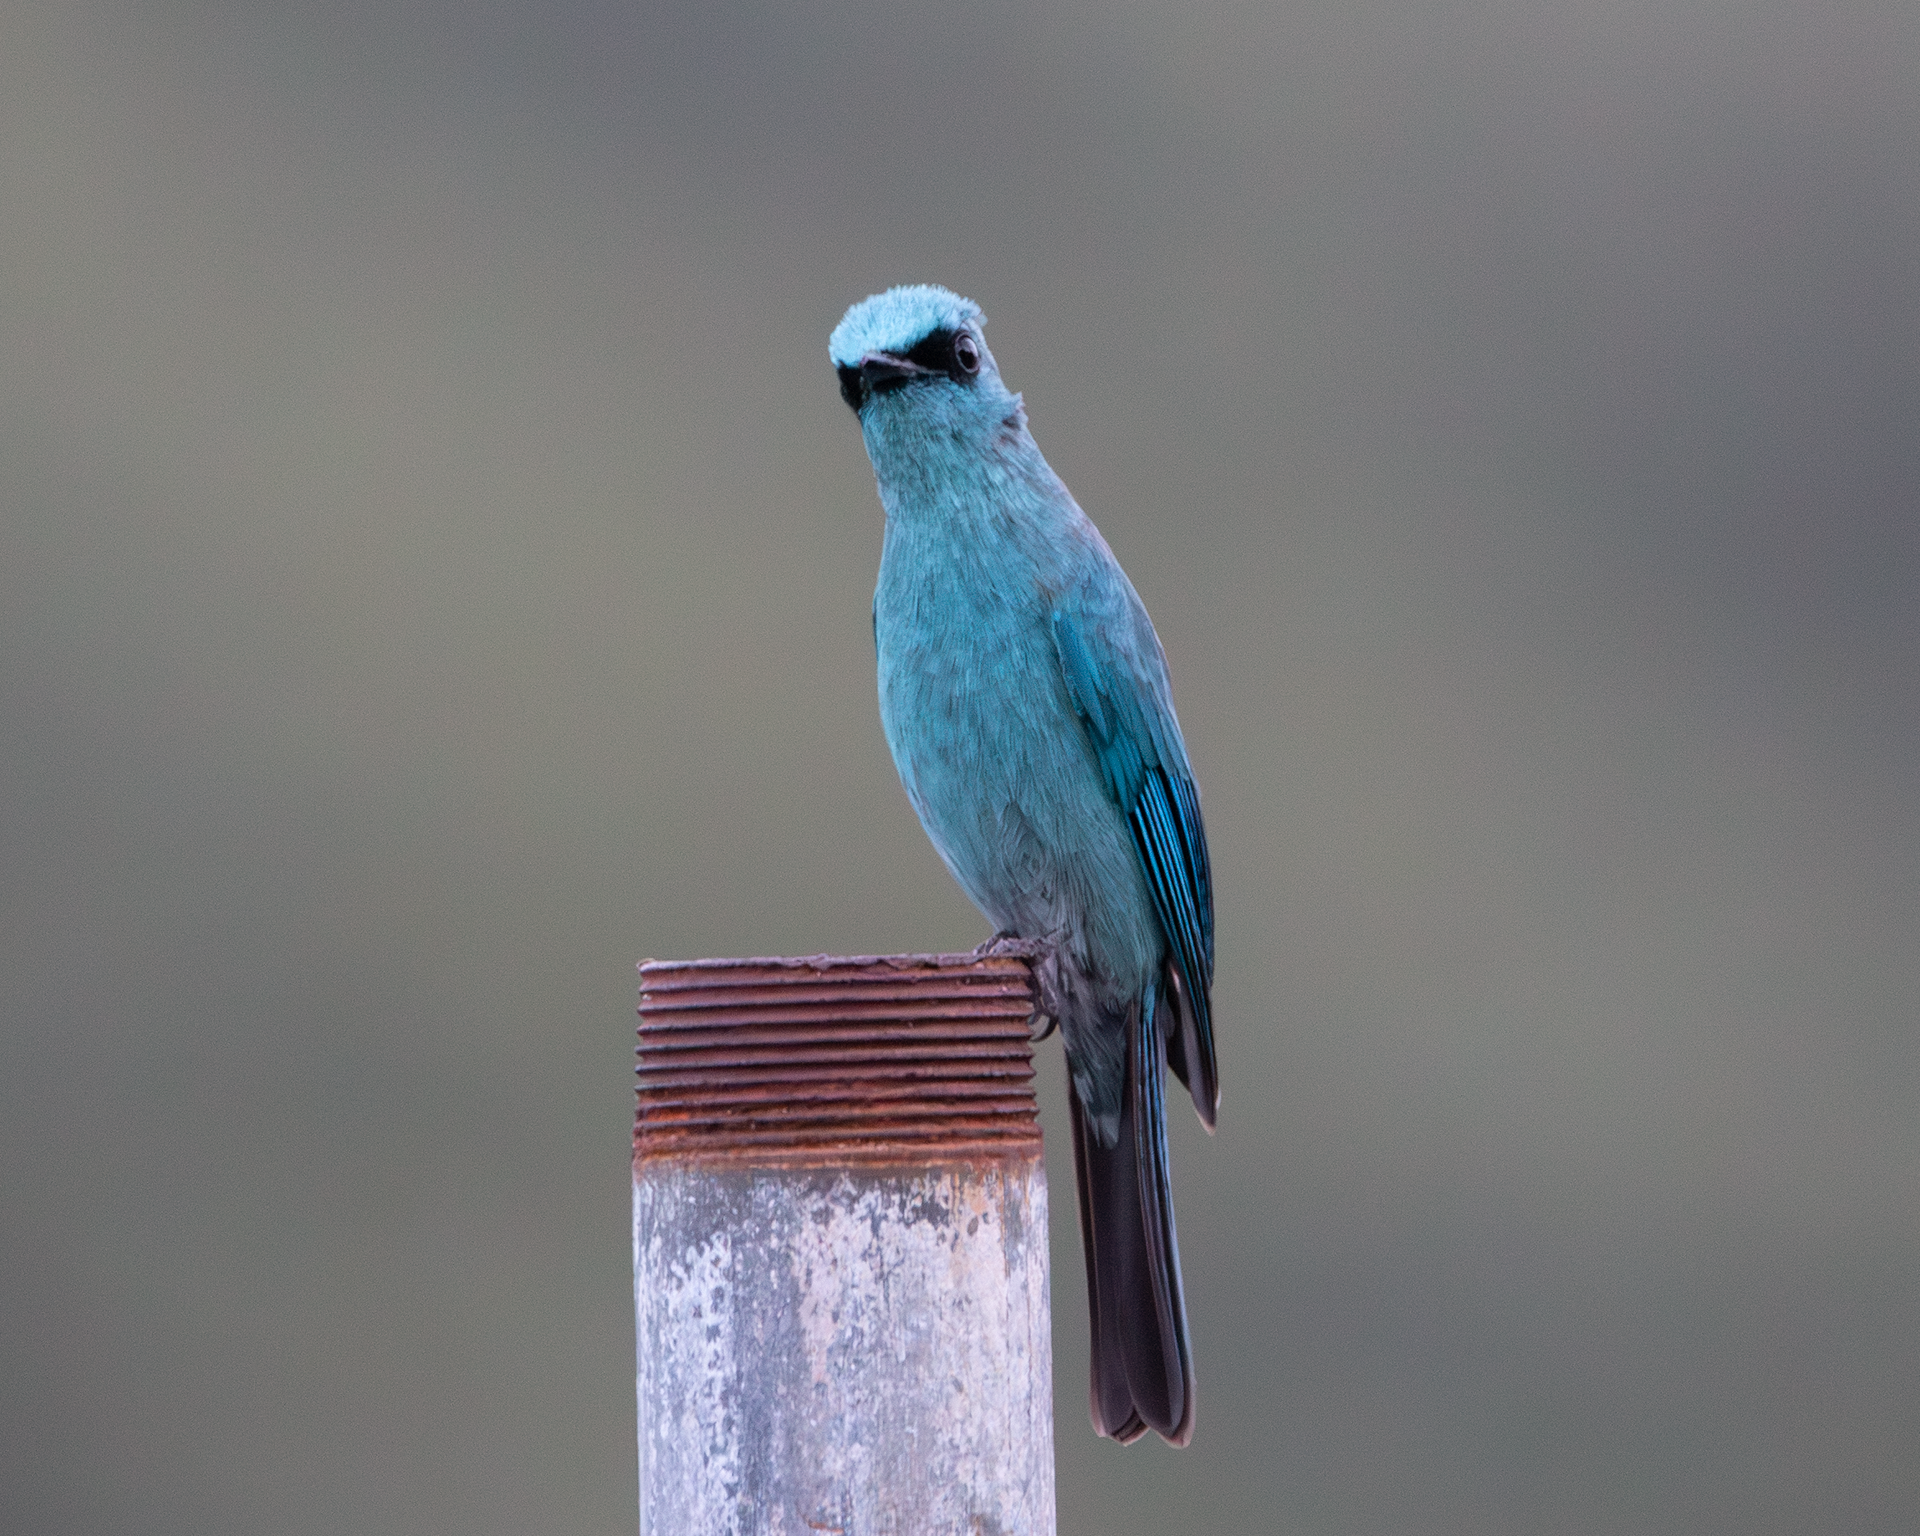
[1068, 986, 1195, 1446]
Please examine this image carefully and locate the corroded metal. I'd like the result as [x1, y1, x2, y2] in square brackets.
[636, 953, 1043, 1164]
[633, 952, 1056, 1536]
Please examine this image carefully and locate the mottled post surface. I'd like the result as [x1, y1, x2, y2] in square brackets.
[634, 952, 1056, 1536]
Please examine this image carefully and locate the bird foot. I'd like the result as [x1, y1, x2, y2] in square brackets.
[970, 933, 1061, 1040]
[971, 930, 1047, 961]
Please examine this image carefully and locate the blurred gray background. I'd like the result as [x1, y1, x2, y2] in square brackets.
[4, 1, 1916, 1532]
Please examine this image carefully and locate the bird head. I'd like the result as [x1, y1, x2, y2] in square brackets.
[829, 284, 1020, 431]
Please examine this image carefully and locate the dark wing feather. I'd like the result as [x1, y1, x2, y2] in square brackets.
[1129, 765, 1217, 1123]
[1052, 609, 1218, 1125]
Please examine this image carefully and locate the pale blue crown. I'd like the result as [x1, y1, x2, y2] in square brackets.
[829, 284, 985, 368]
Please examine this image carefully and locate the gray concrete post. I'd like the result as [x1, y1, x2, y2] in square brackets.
[634, 952, 1056, 1536]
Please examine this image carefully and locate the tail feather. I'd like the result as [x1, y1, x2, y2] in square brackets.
[1069, 1087, 1149, 1445]
[1068, 989, 1196, 1447]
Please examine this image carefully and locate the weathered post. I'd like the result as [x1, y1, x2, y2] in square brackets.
[633, 952, 1056, 1536]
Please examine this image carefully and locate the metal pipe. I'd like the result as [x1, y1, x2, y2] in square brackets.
[634, 952, 1056, 1536]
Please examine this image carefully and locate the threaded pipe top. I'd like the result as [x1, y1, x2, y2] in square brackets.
[636, 952, 1042, 1167]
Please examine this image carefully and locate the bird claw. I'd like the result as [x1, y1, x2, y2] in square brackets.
[970, 933, 1061, 1039]
[971, 930, 1046, 961]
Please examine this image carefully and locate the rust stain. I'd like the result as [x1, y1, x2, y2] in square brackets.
[635, 953, 1042, 1168]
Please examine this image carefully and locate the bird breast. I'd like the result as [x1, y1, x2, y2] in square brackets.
[873, 532, 1155, 985]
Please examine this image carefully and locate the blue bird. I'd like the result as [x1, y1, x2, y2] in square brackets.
[830, 284, 1217, 1446]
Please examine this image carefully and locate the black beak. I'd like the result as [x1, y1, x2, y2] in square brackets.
[839, 351, 933, 412]
[860, 351, 930, 390]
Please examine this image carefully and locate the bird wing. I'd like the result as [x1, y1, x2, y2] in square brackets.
[1051, 604, 1218, 1126]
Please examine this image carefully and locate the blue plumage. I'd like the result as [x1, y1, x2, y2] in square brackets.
[832, 285, 1217, 1445]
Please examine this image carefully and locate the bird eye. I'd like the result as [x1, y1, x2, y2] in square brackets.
[953, 332, 981, 374]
